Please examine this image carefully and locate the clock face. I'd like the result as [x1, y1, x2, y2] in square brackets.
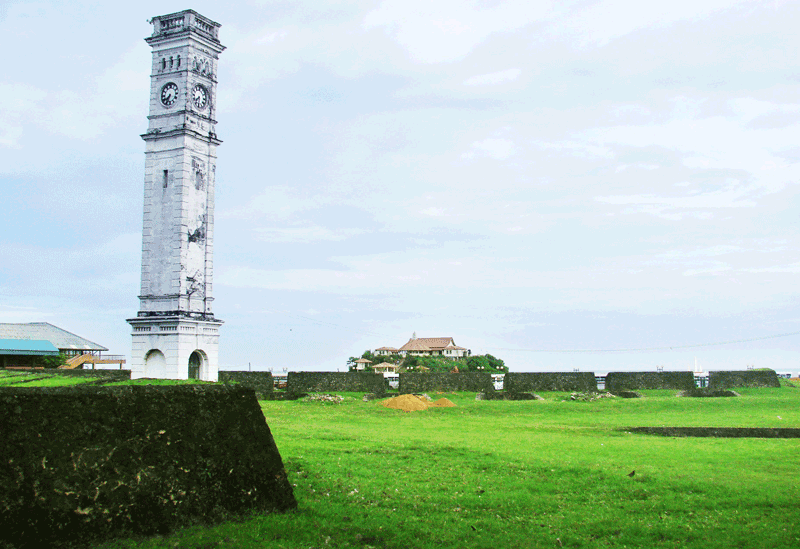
[192, 84, 209, 110]
[160, 82, 179, 107]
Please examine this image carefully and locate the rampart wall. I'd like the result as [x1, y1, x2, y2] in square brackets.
[605, 371, 695, 392]
[287, 372, 386, 394]
[708, 370, 780, 389]
[219, 371, 274, 397]
[504, 372, 597, 393]
[399, 372, 493, 394]
[0, 385, 295, 547]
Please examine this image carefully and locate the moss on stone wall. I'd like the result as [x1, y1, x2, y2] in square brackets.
[399, 372, 493, 394]
[605, 371, 695, 392]
[708, 370, 780, 389]
[287, 372, 386, 394]
[219, 371, 274, 398]
[0, 385, 295, 547]
[504, 372, 597, 393]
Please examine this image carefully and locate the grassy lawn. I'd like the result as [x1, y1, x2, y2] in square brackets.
[93, 388, 800, 549]
[0, 371, 100, 387]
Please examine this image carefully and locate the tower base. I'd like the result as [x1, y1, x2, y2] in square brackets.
[127, 316, 222, 381]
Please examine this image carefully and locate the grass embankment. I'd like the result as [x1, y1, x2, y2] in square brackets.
[0, 370, 99, 387]
[95, 388, 800, 548]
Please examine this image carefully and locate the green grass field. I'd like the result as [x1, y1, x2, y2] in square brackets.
[90, 387, 800, 549]
[0, 370, 100, 387]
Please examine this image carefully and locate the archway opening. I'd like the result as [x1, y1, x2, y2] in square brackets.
[188, 351, 202, 380]
[144, 349, 167, 378]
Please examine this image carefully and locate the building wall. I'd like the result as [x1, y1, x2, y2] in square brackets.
[130, 320, 219, 381]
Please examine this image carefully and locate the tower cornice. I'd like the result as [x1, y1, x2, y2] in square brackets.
[145, 10, 225, 53]
[141, 127, 222, 145]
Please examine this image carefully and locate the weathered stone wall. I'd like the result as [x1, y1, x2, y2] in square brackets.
[504, 372, 597, 393]
[627, 427, 800, 438]
[0, 385, 295, 547]
[399, 372, 493, 394]
[219, 371, 274, 397]
[708, 370, 781, 389]
[605, 371, 695, 392]
[287, 371, 386, 394]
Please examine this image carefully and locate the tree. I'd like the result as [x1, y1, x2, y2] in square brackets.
[33, 353, 67, 369]
[347, 350, 378, 372]
[464, 354, 507, 373]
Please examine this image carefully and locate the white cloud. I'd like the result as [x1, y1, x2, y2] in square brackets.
[683, 265, 732, 276]
[597, 181, 758, 211]
[253, 226, 364, 243]
[0, 44, 148, 146]
[743, 262, 800, 274]
[363, 0, 553, 63]
[420, 207, 446, 217]
[463, 68, 521, 86]
[559, 0, 761, 47]
[463, 138, 516, 160]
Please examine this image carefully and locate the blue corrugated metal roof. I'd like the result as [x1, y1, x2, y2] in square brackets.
[0, 323, 107, 351]
[0, 339, 60, 355]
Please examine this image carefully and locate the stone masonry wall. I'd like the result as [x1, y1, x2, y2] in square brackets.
[399, 372, 493, 394]
[287, 372, 386, 394]
[219, 371, 274, 397]
[708, 370, 780, 389]
[0, 385, 295, 547]
[605, 371, 695, 392]
[504, 372, 597, 393]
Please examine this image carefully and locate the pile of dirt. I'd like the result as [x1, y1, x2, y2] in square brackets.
[381, 394, 457, 412]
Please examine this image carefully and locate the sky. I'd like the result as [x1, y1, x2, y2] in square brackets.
[2, 0, 800, 374]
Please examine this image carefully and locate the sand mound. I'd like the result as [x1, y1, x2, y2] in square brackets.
[381, 394, 457, 412]
[382, 394, 429, 411]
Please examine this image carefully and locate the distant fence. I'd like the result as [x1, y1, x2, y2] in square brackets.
[219, 371, 274, 397]
[399, 373, 493, 394]
[504, 372, 597, 393]
[287, 372, 386, 394]
[709, 370, 780, 389]
[605, 371, 695, 392]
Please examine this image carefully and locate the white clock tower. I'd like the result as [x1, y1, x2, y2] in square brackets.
[128, 10, 225, 381]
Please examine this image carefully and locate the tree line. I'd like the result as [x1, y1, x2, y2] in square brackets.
[347, 351, 507, 373]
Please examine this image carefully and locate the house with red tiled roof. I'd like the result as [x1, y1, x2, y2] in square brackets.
[374, 346, 399, 357]
[395, 333, 469, 359]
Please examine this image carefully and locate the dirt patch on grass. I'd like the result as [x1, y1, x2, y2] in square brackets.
[381, 394, 457, 412]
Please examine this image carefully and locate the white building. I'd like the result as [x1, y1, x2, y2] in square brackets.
[391, 334, 470, 359]
[127, 11, 225, 381]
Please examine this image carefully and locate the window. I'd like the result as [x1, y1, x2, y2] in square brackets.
[163, 170, 169, 188]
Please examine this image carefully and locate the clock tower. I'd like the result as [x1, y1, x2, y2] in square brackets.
[127, 10, 225, 381]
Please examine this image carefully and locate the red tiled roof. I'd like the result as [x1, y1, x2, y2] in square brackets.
[398, 337, 456, 352]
